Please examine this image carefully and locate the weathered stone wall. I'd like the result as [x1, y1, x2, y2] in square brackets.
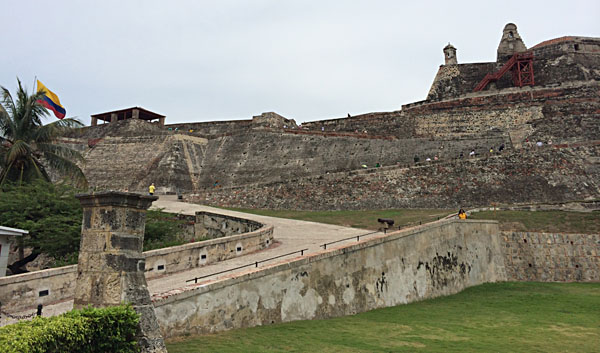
[0, 222, 273, 313]
[425, 37, 600, 101]
[426, 62, 497, 101]
[0, 265, 77, 313]
[187, 144, 600, 210]
[500, 231, 600, 282]
[152, 219, 507, 337]
[195, 211, 263, 239]
[405, 83, 600, 145]
[144, 224, 273, 279]
[64, 80, 598, 202]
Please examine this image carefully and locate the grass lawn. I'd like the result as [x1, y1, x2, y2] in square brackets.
[469, 210, 600, 234]
[166, 282, 600, 353]
[225, 207, 600, 234]
[223, 208, 452, 230]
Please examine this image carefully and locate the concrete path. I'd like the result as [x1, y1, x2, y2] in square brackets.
[2, 196, 378, 325]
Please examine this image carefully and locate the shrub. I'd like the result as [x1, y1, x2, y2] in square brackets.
[0, 304, 140, 353]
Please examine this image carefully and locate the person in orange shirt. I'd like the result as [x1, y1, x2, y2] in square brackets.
[458, 209, 467, 219]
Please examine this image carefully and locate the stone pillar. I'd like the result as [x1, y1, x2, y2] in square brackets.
[132, 109, 140, 120]
[91, 117, 98, 126]
[158, 117, 165, 126]
[74, 191, 167, 353]
[111, 113, 118, 123]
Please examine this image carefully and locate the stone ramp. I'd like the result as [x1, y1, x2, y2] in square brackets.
[147, 195, 371, 295]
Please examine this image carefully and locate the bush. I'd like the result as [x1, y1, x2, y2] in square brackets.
[143, 209, 187, 251]
[0, 304, 140, 353]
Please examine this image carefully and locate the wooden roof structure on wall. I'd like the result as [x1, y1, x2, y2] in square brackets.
[91, 107, 165, 123]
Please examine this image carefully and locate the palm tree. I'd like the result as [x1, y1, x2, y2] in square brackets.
[0, 78, 87, 187]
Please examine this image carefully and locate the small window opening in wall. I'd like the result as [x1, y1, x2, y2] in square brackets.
[574, 44, 580, 50]
[157, 264, 165, 271]
[575, 264, 579, 268]
[528, 263, 532, 268]
[570, 241, 574, 245]
[508, 31, 514, 39]
[237, 246, 242, 252]
[201, 254, 207, 260]
[39, 290, 49, 297]
[523, 239, 527, 243]
[266, 239, 270, 245]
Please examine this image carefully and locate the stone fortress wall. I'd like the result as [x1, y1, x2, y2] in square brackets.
[59, 24, 600, 210]
[188, 142, 600, 210]
[153, 219, 508, 337]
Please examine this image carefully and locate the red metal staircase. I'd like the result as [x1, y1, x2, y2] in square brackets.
[474, 52, 535, 92]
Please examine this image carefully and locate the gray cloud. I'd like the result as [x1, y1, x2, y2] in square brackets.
[1, 0, 598, 125]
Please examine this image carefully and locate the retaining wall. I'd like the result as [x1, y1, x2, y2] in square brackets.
[152, 219, 507, 337]
[500, 231, 600, 282]
[196, 211, 263, 239]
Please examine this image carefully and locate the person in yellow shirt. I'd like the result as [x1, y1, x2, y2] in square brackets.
[149, 183, 156, 195]
[458, 209, 467, 219]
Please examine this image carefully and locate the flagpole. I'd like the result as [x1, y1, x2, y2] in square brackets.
[33, 75, 37, 93]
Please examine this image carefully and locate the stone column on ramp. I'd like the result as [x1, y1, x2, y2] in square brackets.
[74, 191, 167, 353]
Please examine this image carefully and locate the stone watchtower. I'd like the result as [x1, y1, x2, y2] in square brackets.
[74, 191, 167, 353]
[497, 23, 527, 61]
[443, 43, 457, 65]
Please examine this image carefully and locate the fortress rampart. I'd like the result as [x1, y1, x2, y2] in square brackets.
[188, 143, 600, 210]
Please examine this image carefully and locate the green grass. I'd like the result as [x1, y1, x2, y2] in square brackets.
[223, 208, 452, 230]
[469, 210, 600, 234]
[166, 282, 600, 353]
[225, 207, 600, 234]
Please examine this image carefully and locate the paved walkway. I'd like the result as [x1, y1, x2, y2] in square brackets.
[2, 196, 377, 325]
[147, 195, 372, 295]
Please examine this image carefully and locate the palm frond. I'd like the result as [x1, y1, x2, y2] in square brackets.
[42, 151, 88, 187]
[37, 142, 84, 163]
[0, 78, 86, 188]
[5, 140, 32, 164]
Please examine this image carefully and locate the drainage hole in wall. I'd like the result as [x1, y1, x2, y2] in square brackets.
[201, 254, 207, 260]
[575, 264, 579, 268]
[39, 290, 49, 297]
[237, 247, 242, 252]
[570, 241, 574, 245]
[523, 239, 527, 243]
[266, 240, 270, 245]
[528, 263, 532, 268]
[157, 264, 165, 271]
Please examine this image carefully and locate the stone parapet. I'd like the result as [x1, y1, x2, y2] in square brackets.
[0, 216, 273, 313]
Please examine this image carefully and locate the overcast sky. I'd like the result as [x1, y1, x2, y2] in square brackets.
[1, 0, 598, 125]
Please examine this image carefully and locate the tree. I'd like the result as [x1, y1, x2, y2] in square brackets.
[0, 180, 83, 273]
[0, 78, 87, 187]
[0, 180, 187, 273]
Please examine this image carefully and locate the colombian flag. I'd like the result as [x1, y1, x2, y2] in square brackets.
[36, 80, 66, 119]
